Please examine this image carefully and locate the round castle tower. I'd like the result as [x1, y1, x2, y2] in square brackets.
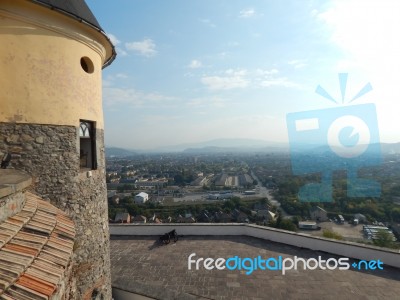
[0, 0, 115, 299]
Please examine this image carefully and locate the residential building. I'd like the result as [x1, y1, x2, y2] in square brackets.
[148, 214, 162, 223]
[215, 211, 232, 222]
[354, 213, 367, 223]
[131, 215, 147, 223]
[176, 215, 196, 223]
[310, 206, 329, 222]
[134, 192, 149, 204]
[115, 213, 131, 223]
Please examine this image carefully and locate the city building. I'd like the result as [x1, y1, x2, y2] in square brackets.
[115, 213, 131, 223]
[310, 206, 329, 222]
[135, 180, 166, 189]
[190, 176, 208, 186]
[134, 192, 149, 204]
[354, 213, 367, 223]
[131, 215, 147, 224]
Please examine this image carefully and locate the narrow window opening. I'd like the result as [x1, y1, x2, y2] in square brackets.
[80, 120, 97, 169]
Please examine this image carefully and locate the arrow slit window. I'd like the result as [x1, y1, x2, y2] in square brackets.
[79, 120, 97, 169]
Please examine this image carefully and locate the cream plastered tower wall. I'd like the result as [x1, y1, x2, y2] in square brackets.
[0, 1, 115, 299]
[0, 0, 111, 128]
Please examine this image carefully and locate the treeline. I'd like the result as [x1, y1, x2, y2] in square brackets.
[272, 175, 400, 223]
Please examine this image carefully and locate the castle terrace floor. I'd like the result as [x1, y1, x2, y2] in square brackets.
[110, 235, 400, 300]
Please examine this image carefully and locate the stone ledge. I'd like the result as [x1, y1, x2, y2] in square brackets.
[0, 169, 32, 198]
[0, 184, 13, 198]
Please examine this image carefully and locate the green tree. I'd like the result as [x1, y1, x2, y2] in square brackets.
[174, 174, 184, 185]
[276, 212, 282, 228]
[373, 229, 394, 248]
[278, 219, 297, 232]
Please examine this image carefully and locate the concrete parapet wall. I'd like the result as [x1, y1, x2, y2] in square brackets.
[110, 223, 246, 236]
[109, 223, 400, 269]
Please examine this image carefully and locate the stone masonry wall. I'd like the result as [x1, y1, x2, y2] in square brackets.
[0, 122, 111, 300]
[0, 189, 25, 223]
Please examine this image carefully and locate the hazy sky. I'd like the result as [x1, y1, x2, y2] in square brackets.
[86, 0, 400, 150]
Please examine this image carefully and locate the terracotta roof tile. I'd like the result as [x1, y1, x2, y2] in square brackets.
[2, 245, 38, 257]
[49, 234, 73, 248]
[6, 283, 48, 300]
[24, 267, 60, 286]
[0, 192, 75, 299]
[17, 274, 56, 297]
[13, 233, 47, 247]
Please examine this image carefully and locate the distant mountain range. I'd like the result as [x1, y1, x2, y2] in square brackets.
[154, 138, 288, 153]
[105, 147, 137, 157]
[106, 138, 286, 156]
[381, 142, 400, 154]
[106, 139, 400, 157]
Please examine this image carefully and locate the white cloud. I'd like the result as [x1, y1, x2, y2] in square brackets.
[201, 69, 249, 90]
[225, 69, 247, 76]
[254, 68, 303, 89]
[239, 8, 256, 18]
[116, 47, 128, 57]
[255, 68, 279, 76]
[200, 19, 216, 27]
[287, 59, 308, 69]
[259, 77, 302, 88]
[201, 68, 302, 90]
[115, 73, 128, 79]
[188, 59, 202, 69]
[107, 33, 120, 45]
[201, 76, 249, 90]
[125, 39, 157, 57]
[218, 52, 229, 59]
[106, 34, 128, 57]
[103, 86, 176, 108]
[187, 96, 229, 108]
[103, 73, 128, 84]
[103, 79, 176, 108]
[310, 9, 319, 17]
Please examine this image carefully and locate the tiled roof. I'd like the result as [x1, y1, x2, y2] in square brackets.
[0, 192, 75, 299]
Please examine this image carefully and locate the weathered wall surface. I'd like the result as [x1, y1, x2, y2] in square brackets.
[0, 122, 111, 299]
[0, 189, 25, 222]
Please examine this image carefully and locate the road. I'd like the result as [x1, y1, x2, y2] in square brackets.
[251, 171, 290, 218]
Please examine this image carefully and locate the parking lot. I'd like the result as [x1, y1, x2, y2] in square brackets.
[299, 221, 366, 242]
